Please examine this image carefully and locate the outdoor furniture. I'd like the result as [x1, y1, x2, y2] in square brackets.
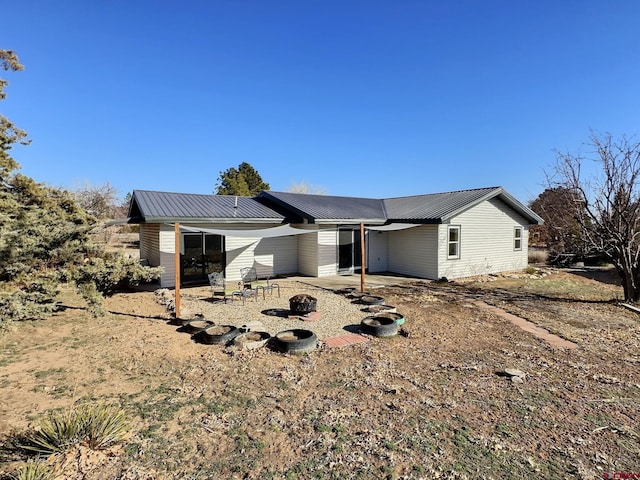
[208, 272, 228, 303]
[240, 266, 280, 299]
[231, 267, 259, 305]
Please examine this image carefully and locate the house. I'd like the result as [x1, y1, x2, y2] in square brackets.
[127, 186, 543, 288]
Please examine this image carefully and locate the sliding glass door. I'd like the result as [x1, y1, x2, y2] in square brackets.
[338, 228, 362, 274]
[181, 233, 224, 284]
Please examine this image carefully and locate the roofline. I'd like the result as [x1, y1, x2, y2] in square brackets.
[440, 187, 544, 225]
[132, 217, 285, 224]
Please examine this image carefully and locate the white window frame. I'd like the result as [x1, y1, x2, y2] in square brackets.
[447, 225, 461, 259]
[514, 227, 523, 251]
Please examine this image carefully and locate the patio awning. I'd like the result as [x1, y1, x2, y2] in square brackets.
[176, 224, 326, 238]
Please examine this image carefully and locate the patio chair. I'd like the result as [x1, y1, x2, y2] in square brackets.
[231, 267, 259, 305]
[208, 272, 228, 303]
[241, 266, 280, 299]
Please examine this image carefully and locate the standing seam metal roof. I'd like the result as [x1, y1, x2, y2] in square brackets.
[259, 191, 387, 222]
[130, 190, 285, 221]
[130, 187, 543, 225]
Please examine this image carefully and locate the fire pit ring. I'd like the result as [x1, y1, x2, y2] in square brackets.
[289, 294, 317, 314]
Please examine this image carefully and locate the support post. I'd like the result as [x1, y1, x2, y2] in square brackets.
[174, 222, 181, 319]
[360, 222, 366, 292]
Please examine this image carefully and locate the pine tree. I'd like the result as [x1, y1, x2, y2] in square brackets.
[0, 50, 160, 324]
[215, 162, 269, 196]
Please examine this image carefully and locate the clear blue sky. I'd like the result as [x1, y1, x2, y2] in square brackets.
[2, 0, 639, 204]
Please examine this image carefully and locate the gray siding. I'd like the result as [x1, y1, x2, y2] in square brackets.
[388, 225, 439, 278]
[438, 197, 529, 279]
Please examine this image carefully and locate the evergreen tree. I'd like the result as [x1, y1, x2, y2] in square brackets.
[0, 50, 160, 324]
[215, 162, 269, 196]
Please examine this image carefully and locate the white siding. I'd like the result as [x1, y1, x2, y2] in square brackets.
[139, 224, 160, 266]
[159, 224, 177, 287]
[318, 227, 339, 277]
[155, 223, 300, 287]
[437, 197, 530, 279]
[367, 230, 388, 272]
[388, 225, 439, 278]
[297, 226, 320, 277]
[225, 235, 298, 282]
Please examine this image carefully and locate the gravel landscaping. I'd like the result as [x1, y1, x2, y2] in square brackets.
[165, 280, 387, 340]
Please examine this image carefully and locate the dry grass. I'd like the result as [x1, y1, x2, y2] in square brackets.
[1, 269, 638, 479]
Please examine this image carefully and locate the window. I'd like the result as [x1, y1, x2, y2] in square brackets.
[514, 227, 522, 251]
[448, 226, 460, 259]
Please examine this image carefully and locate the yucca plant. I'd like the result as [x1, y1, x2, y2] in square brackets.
[22, 404, 128, 454]
[11, 459, 55, 480]
[81, 404, 129, 450]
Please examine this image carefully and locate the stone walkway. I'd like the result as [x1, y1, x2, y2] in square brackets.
[472, 300, 578, 349]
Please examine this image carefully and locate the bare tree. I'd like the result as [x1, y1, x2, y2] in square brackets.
[551, 131, 640, 301]
[286, 181, 327, 195]
[72, 181, 121, 219]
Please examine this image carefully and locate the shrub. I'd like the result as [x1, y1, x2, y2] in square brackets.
[528, 248, 548, 265]
[22, 404, 129, 455]
[10, 460, 54, 480]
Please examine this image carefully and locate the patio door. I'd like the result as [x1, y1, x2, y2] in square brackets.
[338, 228, 362, 274]
[180, 233, 224, 284]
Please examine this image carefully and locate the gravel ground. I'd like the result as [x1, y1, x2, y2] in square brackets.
[168, 281, 385, 340]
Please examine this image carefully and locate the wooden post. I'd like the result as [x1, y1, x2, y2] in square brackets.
[174, 223, 181, 319]
[360, 222, 366, 292]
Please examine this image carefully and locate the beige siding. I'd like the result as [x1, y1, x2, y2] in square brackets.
[388, 225, 439, 278]
[438, 197, 530, 279]
[367, 230, 388, 272]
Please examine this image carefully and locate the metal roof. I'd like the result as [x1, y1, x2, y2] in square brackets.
[129, 190, 285, 223]
[384, 187, 543, 224]
[259, 191, 388, 224]
[128, 187, 543, 226]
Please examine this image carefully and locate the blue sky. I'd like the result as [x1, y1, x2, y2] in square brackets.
[2, 1, 639, 204]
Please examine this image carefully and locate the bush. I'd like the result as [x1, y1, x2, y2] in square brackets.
[528, 248, 548, 265]
[22, 404, 129, 455]
[10, 460, 54, 480]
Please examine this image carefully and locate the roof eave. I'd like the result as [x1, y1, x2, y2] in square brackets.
[313, 218, 388, 225]
[440, 187, 543, 225]
[134, 217, 285, 224]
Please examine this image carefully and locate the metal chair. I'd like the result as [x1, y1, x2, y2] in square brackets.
[208, 272, 228, 303]
[231, 267, 259, 305]
[241, 266, 280, 299]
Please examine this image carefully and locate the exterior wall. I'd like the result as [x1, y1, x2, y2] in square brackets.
[297, 226, 320, 277]
[367, 230, 388, 273]
[153, 223, 299, 287]
[388, 225, 439, 278]
[437, 197, 530, 279]
[139, 224, 161, 266]
[318, 227, 339, 277]
[225, 234, 297, 283]
[158, 224, 177, 287]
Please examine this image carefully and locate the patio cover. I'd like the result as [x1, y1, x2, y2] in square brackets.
[176, 224, 327, 238]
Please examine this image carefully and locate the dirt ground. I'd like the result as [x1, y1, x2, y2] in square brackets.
[1, 266, 639, 479]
